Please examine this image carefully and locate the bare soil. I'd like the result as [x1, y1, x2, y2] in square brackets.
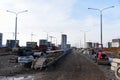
[33, 49, 108, 80]
[0, 49, 116, 80]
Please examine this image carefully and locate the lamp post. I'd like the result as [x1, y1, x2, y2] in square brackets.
[49, 36, 57, 46]
[88, 6, 114, 49]
[7, 10, 28, 47]
[49, 36, 53, 43]
[53, 37, 57, 46]
[80, 30, 89, 48]
[84, 32, 86, 48]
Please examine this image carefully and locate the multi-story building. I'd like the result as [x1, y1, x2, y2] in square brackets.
[6, 40, 19, 48]
[39, 39, 48, 46]
[61, 34, 67, 49]
[108, 42, 112, 48]
[66, 44, 71, 49]
[112, 39, 120, 47]
[39, 39, 48, 51]
[85, 42, 92, 48]
[47, 42, 52, 49]
[92, 43, 99, 48]
[85, 42, 99, 48]
[0, 33, 2, 48]
[26, 42, 37, 48]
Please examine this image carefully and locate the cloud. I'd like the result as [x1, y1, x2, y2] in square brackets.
[0, 0, 119, 47]
[0, 0, 77, 46]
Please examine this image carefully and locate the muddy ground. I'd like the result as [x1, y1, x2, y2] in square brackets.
[0, 49, 117, 80]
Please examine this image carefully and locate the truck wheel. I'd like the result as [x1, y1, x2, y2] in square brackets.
[115, 65, 120, 80]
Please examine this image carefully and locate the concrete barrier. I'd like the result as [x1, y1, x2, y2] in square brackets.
[111, 58, 120, 80]
[31, 49, 72, 70]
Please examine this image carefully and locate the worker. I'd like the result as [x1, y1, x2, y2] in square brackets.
[97, 50, 108, 60]
[101, 53, 108, 60]
[91, 48, 96, 55]
[97, 50, 102, 60]
[96, 48, 102, 56]
[95, 48, 103, 62]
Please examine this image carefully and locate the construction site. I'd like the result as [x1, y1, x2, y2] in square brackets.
[0, 47, 120, 80]
[1, 0, 120, 80]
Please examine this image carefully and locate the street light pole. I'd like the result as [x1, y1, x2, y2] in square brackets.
[49, 36, 53, 43]
[80, 30, 90, 48]
[53, 37, 57, 46]
[7, 10, 28, 47]
[100, 11, 103, 49]
[15, 15, 17, 45]
[84, 32, 86, 48]
[88, 6, 114, 49]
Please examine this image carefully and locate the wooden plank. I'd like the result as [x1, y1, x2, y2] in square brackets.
[33, 57, 46, 69]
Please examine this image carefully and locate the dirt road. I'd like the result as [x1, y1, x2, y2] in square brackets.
[32, 49, 107, 80]
[0, 49, 110, 80]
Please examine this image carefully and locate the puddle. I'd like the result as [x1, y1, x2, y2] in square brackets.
[0, 76, 34, 80]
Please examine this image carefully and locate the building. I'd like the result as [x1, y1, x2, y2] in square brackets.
[112, 39, 120, 47]
[66, 44, 71, 49]
[39, 39, 48, 51]
[85, 42, 92, 48]
[26, 42, 37, 48]
[108, 42, 112, 48]
[0, 33, 2, 48]
[6, 40, 19, 48]
[47, 41, 52, 49]
[58, 45, 61, 49]
[61, 34, 67, 49]
[39, 39, 47, 46]
[92, 43, 99, 48]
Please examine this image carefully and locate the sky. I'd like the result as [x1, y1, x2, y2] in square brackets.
[0, 0, 120, 47]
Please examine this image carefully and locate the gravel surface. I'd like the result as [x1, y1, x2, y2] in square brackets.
[33, 49, 108, 80]
[81, 49, 117, 80]
[0, 49, 117, 80]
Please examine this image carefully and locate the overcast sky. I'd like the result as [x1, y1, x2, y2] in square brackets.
[0, 0, 120, 47]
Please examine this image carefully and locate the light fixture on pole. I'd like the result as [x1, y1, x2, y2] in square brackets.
[88, 6, 114, 49]
[7, 10, 28, 47]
